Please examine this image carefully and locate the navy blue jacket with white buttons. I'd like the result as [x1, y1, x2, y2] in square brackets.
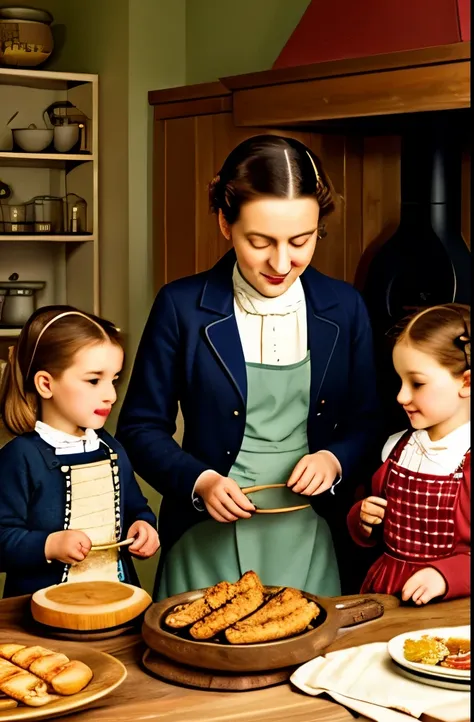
[116, 250, 381, 597]
[0, 429, 156, 597]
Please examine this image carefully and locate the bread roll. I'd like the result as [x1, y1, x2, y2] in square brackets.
[0, 643, 93, 696]
[0, 658, 57, 707]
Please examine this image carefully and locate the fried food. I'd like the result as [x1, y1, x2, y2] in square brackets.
[226, 599, 318, 644]
[165, 570, 263, 628]
[444, 637, 470, 655]
[190, 587, 265, 640]
[0, 644, 93, 696]
[403, 636, 450, 666]
[0, 658, 57, 707]
[228, 587, 304, 628]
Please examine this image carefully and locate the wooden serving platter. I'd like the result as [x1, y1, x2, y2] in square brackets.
[30, 581, 152, 633]
[142, 648, 295, 691]
[0, 643, 126, 720]
[142, 590, 399, 673]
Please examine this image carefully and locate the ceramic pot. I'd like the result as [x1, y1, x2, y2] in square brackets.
[54, 124, 80, 153]
[0, 17, 53, 68]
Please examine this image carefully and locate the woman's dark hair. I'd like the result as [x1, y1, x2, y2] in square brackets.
[208, 135, 337, 228]
[0, 305, 123, 435]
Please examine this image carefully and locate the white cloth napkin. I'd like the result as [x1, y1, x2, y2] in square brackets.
[291, 642, 470, 722]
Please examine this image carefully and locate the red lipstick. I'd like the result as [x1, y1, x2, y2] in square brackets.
[261, 273, 287, 285]
[94, 409, 111, 417]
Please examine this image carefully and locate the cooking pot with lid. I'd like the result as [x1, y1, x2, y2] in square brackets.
[0, 276, 45, 326]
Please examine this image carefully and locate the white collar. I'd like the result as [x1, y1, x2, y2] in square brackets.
[232, 264, 305, 316]
[411, 422, 471, 455]
[35, 420, 100, 455]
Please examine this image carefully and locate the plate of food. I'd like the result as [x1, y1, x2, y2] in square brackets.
[387, 626, 470, 690]
[142, 570, 395, 673]
[0, 641, 126, 719]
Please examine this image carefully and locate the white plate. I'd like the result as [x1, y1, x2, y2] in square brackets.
[388, 626, 470, 681]
[392, 661, 470, 692]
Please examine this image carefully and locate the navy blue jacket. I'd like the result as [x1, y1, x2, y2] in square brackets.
[0, 429, 156, 597]
[117, 250, 380, 591]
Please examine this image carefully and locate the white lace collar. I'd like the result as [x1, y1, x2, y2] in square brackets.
[410, 422, 471, 456]
[233, 264, 304, 316]
[35, 420, 100, 455]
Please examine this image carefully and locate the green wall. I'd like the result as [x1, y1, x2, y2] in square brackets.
[186, 0, 310, 84]
[1, 0, 309, 598]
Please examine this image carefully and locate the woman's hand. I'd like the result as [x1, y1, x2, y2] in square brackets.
[45, 530, 92, 565]
[359, 496, 387, 536]
[287, 451, 340, 496]
[401, 567, 447, 605]
[194, 471, 255, 523]
[127, 520, 160, 558]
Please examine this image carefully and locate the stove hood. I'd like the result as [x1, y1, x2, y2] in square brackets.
[274, 0, 470, 70]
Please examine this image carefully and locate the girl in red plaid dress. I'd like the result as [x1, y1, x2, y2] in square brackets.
[348, 304, 470, 605]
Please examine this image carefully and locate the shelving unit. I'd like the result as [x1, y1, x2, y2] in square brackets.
[0, 67, 99, 339]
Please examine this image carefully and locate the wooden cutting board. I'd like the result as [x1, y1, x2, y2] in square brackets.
[30, 581, 152, 632]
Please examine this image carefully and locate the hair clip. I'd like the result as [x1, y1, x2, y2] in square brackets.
[306, 151, 323, 191]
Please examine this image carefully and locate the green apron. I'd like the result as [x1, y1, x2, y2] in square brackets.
[158, 353, 341, 600]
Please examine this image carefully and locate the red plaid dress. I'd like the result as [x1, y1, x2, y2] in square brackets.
[347, 431, 471, 600]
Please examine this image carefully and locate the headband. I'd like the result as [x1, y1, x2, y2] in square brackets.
[26, 311, 112, 381]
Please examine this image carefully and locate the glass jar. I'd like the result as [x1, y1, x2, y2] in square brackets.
[63, 193, 87, 234]
[0, 201, 31, 232]
[25, 195, 64, 233]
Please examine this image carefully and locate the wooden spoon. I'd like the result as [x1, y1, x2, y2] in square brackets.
[91, 538, 135, 552]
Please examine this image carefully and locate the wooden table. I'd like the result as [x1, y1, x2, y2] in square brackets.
[0, 595, 469, 722]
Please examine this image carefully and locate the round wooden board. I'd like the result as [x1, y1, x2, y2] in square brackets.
[30, 620, 136, 642]
[0, 643, 127, 720]
[31, 581, 152, 632]
[142, 648, 294, 691]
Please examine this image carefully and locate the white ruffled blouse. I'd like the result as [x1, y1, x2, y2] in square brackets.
[382, 422, 471, 474]
[233, 264, 307, 365]
[35, 420, 100, 455]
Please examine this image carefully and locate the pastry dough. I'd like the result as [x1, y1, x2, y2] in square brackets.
[0, 644, 93, 696]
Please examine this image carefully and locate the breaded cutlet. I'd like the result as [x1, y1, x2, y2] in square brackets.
[165, 570, 263, 629]
[190, 587, 264, 640]
[226, 599, 319, 644]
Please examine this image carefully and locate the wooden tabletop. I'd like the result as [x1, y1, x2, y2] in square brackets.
[0, 595, 469, 722]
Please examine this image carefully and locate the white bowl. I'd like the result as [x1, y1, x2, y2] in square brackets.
[54, 124, 80, 153]
[13, 128, 53, 152]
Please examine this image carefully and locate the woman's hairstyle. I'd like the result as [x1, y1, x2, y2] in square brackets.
[393, 303, 471, 376]
[0, 305, 123, 436]
[208, 135, 337, 229]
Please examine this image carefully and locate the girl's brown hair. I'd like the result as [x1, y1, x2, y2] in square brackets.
[394, 303, 471, 376]
[208, 135, 337, 232]
[0, 305, 123, 435]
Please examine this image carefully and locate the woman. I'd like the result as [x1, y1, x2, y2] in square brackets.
[117, 135, 379, 600]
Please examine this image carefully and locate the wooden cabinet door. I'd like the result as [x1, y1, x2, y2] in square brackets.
[152, 111, 406, 291]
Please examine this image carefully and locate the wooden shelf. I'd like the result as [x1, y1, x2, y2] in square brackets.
[0, 234, 94, 242]
[0, 67, 98, 91]
[0, 152, 94, 164]
[0, 328, 21, 338]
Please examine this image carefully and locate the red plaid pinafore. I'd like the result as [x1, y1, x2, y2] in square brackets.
[361, 431, 469, 595]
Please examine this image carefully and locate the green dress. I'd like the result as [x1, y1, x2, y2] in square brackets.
[158, 353, 341, 600]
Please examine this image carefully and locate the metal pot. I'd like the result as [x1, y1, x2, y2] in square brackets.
[0, 279, 45, 326]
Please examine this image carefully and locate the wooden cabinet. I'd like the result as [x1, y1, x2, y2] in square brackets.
[149, 43, 470, 294]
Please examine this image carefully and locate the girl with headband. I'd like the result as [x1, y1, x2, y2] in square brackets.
[117, 135, 379, 600]
[348, 304, 471, 604]
[0, 305, 159, 597]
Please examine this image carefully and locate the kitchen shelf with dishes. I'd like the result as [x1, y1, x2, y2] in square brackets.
[0, 67, 99, 337]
